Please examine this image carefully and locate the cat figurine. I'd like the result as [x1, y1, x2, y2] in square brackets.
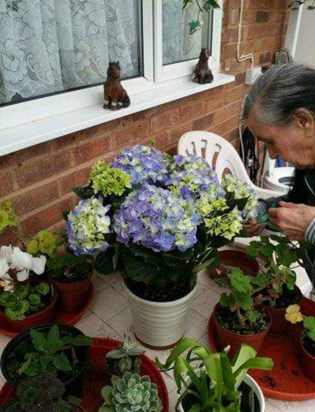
[193, 48, 214, 84]
[103, 62, 130, 110]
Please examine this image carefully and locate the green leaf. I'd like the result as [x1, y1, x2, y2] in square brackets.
[189, 19, 201, 35]
[229, 269, 253, 294]
[62, 335, 93, 347]
[53, 353, 72, 372]
[121, 248, 159, 283]
[35, 282, 50, 296]
[203, 0, 220, 11]
[30, 329, 48, 353]
[72, 186, 94, 199]
[95, 248, 116, 275]
[304, 316, 315, 332]
[28, 293, 41, 306]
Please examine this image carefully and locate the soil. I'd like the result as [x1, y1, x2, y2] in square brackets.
[302, 335, 315, 357]
[266, 285, 301, 310]
[216, 305, 269, 335]
[181, 381, 260, 412]
[126, 279, 193, 302]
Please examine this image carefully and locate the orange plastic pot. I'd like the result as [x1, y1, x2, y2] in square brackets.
[208, 250, 259, 282]
[300, 336, 315, 383]
[214, 303, 271, 358]
[51, 275, 92, 313]
[0, 288, 57, 333]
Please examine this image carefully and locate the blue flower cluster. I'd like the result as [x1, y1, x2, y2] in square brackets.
[166, 155, 225, 200]
[113, 184, 200, 252]
[67, 197, 111, 256]
[111, 145, 171, 186]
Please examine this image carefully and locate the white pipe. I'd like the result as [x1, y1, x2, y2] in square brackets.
[237, 0, 254, 66]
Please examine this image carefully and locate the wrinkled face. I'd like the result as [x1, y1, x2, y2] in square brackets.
[247, 111, 315, 168]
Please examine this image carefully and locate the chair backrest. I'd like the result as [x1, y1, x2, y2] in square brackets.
[177, 131, 283, 199]
[178, 131, 254, 186]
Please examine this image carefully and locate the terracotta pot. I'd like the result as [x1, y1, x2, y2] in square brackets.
[1, 323, 90, 397]
[51, 275, 92, 313]
[300, 336, 315, 383]
[208, 250, 259, 282]
[0, 287, 57, 333]
[264, 285, 302, 334]
[214, 303, 271, 358]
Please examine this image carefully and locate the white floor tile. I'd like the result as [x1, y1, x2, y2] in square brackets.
[190, 288, 219, 318]
[89, 287, 129, 321]
[105, 307, 133, 337]
[75, 311, 122, 340]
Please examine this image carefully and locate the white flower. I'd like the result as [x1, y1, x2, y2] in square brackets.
[0, 257, 9, 277]
[16, 269, 29, 282]
[0, 279, 14, 293]
[0, 246, 13, 263]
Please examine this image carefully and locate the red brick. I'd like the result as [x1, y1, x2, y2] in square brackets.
[72, 136, 112, 164]
[59, 166, 92, 195]
[0, 171, 15, 196]
[113, 118, 150, 149]
[179, 101, 204, 122]
[20, 195, 75, 238]
[256, 10, 270, 23]
[9, 181, 59, 216]
[15, 151, 72, 188]
[150, 109, 180, 133]
[192, 114, 214, 130]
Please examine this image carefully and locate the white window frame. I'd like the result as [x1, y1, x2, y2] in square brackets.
[154, 0, 223, 82]
[0, 0, 230, 156]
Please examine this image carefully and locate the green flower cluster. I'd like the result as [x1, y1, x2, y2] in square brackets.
[27, 230, 59, 258]
[222, 175, 258, 219]
[90, 161, 132, 197]
[204, 209, 242, 240]
[0, 202, 18, 234]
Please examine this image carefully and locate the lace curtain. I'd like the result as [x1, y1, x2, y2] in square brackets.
[0, 0, 141, 105]
[162, 0, 209, 66]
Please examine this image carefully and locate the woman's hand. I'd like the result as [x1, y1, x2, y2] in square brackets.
[268, 201, 315, 240]
[242, 218, 264, 237]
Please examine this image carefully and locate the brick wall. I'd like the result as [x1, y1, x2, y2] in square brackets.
[0, 0, 289, 243]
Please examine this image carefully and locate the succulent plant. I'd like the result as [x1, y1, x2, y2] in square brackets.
[105, 334, 144, 376]
[98, 372, 162, 412]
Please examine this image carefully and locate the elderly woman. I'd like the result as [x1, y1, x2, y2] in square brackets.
[242, 63, 315, 283]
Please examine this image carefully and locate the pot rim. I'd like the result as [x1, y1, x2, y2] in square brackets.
[214, 303, 271, 338]
[123, 282, 197, 307]
[178, 372, 265, 412]
[300, 334, 315, 361]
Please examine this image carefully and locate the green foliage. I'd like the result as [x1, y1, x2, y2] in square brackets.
[17, 325, 93, 378]
[98, 372, 162, 412]
[0, 374, 81, 412]
[0, 202, 18, 234]
[89, 162, 132, 197]
[182, 0, 220, 35]
[156, 337, 273, 412]
[303, 316, 315, 342]
[0, 283, 51, 321]
[105, 334, 144, 376]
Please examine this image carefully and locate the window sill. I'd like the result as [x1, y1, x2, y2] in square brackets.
[0, 73, 234, 156]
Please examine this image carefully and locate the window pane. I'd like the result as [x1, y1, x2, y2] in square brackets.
[0, 0, 143, 106]
[162, 0, 212, 66]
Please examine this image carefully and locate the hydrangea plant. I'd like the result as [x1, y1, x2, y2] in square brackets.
[68, 145, 257, 301]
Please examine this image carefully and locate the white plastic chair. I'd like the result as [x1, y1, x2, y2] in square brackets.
[177, 131, 282, 200]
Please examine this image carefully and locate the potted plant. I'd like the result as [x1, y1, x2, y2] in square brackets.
[0, 374, 84, 412]
[246, 235, 303, 332]
[0, 323, 93, 396]
[68, 145, 258, 348]
[182, 0, 220, 34]
[27, 230, 93, 313]
[286, 304, 315, 382]
[214, 267, 271, 357]
[98, 371, 163, 412]
[156, 337, 273, 412]
[0, 202, 18, 235]
[0, 245, 56, 332]
[104, 333, 144, 376]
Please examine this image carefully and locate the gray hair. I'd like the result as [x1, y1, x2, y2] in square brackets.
[241, 63, 315, 126]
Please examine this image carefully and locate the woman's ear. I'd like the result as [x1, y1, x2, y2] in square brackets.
[292, 108, 315, 137]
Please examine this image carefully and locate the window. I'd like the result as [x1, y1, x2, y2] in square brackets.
[0, 0, 143, 106]
[0, 0, 224, 152]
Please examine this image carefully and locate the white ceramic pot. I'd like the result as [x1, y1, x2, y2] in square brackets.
[178, 373, 265, 412]
[123, 282, 197, 348]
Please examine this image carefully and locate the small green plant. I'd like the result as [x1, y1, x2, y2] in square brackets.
[27, 230, 92, 282]
[0, 283, 50, 321]
[16, 325, 93, 378]
[156, 337, 273, 412]
[0, 202, 18, 235]
[246, 235, 300, 307]
[98, 372, 162, 412]
[218, 268, 268, 333]
[182, 0, 220, 35]
[0, 374, 82, 412]
[105, 333, 144, 376]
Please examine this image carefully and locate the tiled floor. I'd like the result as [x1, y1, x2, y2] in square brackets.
[0, 269, 314, 411]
